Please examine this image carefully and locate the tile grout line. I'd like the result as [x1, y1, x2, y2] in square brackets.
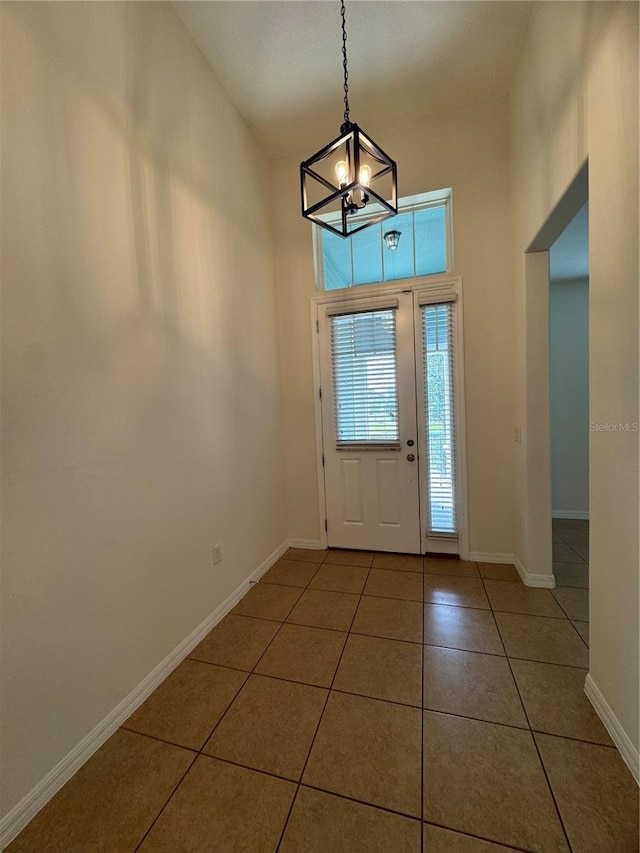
[566, 617, 590, 650]
[423, 817, 536, 853]
[275, 552, 376, 852]
[132, 750, 199, 852]
[549, 589, 591, 649]
[122, 682, 619, 757]
[260, 579, 583, 621]
[297, 782, 421, 826]
[480, 575, 575, 853]
[14, 549, 612, 851]
[132, 548, 331, 851]
[129, 549, 591, 851]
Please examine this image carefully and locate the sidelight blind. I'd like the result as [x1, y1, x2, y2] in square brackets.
[422, 302, 458, 535]
[330, 309, 399, 447]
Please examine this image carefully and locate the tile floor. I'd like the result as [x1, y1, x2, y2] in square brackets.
[8, 544, 638, 853]
[552, 518, 590, 646]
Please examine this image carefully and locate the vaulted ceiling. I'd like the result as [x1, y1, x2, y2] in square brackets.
[175, 1, 533, 160]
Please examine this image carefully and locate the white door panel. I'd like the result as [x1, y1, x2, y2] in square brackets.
[319, 291, 421, 553]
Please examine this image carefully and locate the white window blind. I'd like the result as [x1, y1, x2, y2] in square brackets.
[330, 309, 399, 448]
[422, 302, 458, 535]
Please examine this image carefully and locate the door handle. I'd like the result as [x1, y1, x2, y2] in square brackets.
[407, 454, 415, 462]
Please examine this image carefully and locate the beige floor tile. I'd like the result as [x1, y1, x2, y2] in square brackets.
[423, 712, 569, 852]
[284, 547, 327, 562]
[423, 603, 504, 655]
[510, 659, 611, 744]
[232, 582, 302, 621]
[6, 730, 193, 853]
[571, 544, 589, 563]
[364, 568, 423, 602]
[423, 824, 522, 851]
[572, 620, 589, 645]
[124, 659, 246, 750]
[280, 787, 421, 853]
[255, 622, 347, 687]
[553, 542, 585, 563]
[138, 756, 295, 852]
[478, 563, 520, 582]
[373, 552, 424, 573]
[551, 586, 589, 621]
[303, 692, 422, 817]
[261, 558, 320, 587]
[569, 542, 589, 561]
[334, 634, 423, 706]
[423, 646, 527, 727]
[204, 674, 327, 779]
[424, 575, 490, 609]
[325, 549, 374, 567]
[483, 580, 566, 618]
[352, 595, 423, 643]
[559, 533, 589, 563]
[554, 562, 589, 588]
[424, 558, 480, 578]
[286, 588, 359, 631]
[536, 733, 639, 853]
[309, 563, 369, 594]
[189, 614, 280, 670]
[495, 612, 589, 667]
[559, 530, 589, 549]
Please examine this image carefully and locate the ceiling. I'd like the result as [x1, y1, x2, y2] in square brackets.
[175, 1, 532, 160]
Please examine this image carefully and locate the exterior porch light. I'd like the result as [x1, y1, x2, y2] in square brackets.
[384, 230, 402, 250]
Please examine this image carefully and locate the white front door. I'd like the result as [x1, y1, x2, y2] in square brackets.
[318, 291, 421, 553]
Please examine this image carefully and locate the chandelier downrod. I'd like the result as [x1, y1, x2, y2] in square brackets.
[341, 0, 350, 127]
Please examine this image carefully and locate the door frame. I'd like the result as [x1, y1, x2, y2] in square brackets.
[310, 274, 469, 558]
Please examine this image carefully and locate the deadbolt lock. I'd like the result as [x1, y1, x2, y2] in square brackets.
[407, 454, 415, 462]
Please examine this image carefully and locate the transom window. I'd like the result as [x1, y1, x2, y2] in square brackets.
[315, 189, 452, 291]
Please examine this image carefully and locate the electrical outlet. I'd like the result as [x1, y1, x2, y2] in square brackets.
[213, 544, 222, 565]
[514, 426, 522, 443]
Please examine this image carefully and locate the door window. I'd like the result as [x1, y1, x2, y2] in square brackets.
[330, 309, 399, 447]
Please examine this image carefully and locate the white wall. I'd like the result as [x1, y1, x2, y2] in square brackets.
[549, 278, 589, 516]
[272, 99, 516, 558]
[510, 1, 638, 759]
[0, 1, 285, 819]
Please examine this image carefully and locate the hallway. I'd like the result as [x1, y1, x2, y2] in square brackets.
[8, 549, 638, 852]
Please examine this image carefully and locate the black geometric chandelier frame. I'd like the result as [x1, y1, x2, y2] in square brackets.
[300, 0, 398, 239]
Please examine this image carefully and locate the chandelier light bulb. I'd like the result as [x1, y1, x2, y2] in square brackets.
[335, 160, 349, 186]
[358, 164, 371, 187]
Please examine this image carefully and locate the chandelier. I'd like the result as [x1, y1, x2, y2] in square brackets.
[300, 0, 398, 239]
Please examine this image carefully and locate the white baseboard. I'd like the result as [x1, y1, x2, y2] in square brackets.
[287, 538, 324, 550]
[468, 551, 515, 564]
[584, 674, 640, 784]
[515, 556, 556, 588]
[552, 510, 590, 520]
[0, 539, 289, 851]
